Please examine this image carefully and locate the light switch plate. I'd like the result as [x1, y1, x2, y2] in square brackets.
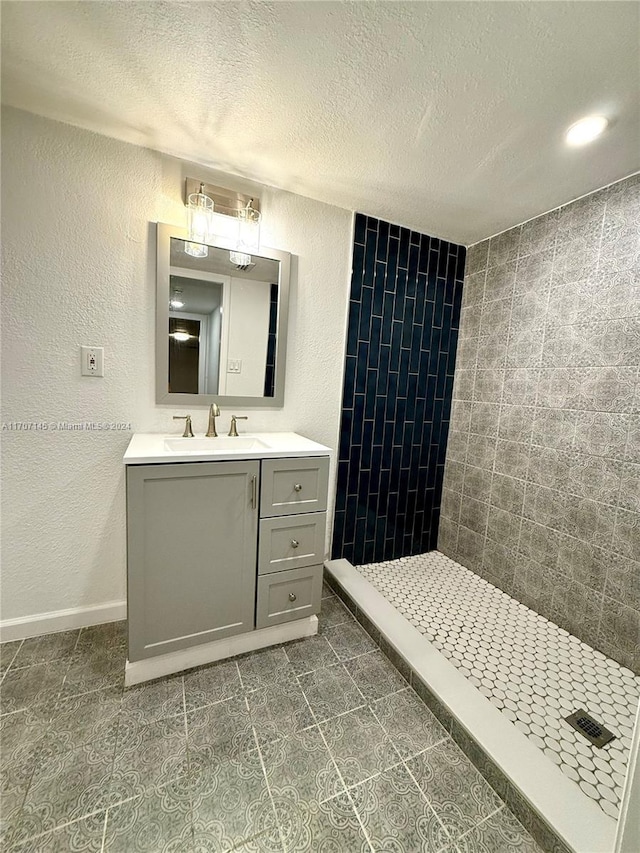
[227, 359, 242, 374]
[81, 346, 104, 376]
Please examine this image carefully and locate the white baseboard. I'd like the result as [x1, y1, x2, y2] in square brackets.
[125, 615, 318, 686]
[0, 600, 127, 643]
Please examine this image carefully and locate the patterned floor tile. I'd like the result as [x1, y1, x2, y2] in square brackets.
[18, 738, 115, 839]
[407, 739, 503, 840]
[298, 664, 365, 723]
[186, 696, 255, 769]
[356, 551, 640, 818]
[270, 788, 371, 853]
[190, 752, 275, 850]
[122, 675, 184, 722]
[183, 660, 242, 712]
[76, 622, 127, 655]
[321, 582, 336, 600]
[113, 713, 188, 793]
[246, 680, 315, 747]
[372, 688, 449, 759]
[282, 635, 338, 675]
[103, 779, 193, 852]
[62, 649, 125, 698]
[0, 640, 23, 675]
[350, 764, 450, 852]
[344, 651, 408, 702]
[0, 703, 55, 762]
[260, 726, 344, 804]
[0, 660, 70, 712]
[7, 812, 106, 852]
[317, 597, 355, 630]
[236, 648, 295, 693]
[455, 806, 543, 853]
[320, 707, 401, 788]
[49, 686, 123, 752]
[1, 764, 34, 850]
[322, 622, 377, 661]
[13, 631, 80, 668]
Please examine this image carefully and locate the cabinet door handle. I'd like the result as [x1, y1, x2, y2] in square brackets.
[250, 475, 257, 509]
[288, 592, 297, 602]
[290, 539, 299, 549]
[294, 483, 303, 492]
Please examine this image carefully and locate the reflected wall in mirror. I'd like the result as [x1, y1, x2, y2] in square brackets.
[157, 224, 290, 407]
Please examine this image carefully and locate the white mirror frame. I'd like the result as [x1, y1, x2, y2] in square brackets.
[156, 222, 290, 408]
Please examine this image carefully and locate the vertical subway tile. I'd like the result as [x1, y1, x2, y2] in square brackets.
[332, 214, 464, 562]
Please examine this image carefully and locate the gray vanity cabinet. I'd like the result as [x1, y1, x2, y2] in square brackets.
[126, 460, 259, 661]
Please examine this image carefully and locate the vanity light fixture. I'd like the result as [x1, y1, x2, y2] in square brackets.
[184, 182, 214, 258]
[184, 179, 262, 253]
[565, 115, 609, 146]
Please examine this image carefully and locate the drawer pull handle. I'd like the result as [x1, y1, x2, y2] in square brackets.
[294, 483, 303, 492]
[288, 592, 297, 602]
[290, 539, 299, 549]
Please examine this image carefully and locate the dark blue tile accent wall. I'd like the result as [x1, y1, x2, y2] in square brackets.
[263, 283, 278, 397]
[331, 213, 466, 565]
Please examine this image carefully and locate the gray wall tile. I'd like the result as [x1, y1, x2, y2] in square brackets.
[440, 174, 640, 671]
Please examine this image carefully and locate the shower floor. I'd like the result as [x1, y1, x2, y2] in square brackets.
[355, 551, 639, 822]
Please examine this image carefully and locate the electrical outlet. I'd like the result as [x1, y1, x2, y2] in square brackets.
[81, 346, 104, 376]
[227, 359, 242, 374]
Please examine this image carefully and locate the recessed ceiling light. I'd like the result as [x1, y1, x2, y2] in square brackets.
[565, 115, 608, 147]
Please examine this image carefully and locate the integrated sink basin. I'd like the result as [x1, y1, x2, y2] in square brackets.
[163, 437, 269, 453]
[124, 431, 332, 465]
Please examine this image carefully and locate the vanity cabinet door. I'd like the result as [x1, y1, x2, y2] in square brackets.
[127, 460, 259, 661]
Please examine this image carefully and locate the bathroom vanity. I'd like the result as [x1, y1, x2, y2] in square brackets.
[123, 432, 331, 684]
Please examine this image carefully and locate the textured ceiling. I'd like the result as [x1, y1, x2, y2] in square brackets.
[2, 1, 639, 244]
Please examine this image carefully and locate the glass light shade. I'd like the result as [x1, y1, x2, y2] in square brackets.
[186, 184, 214, 245]
[230, 251, 252, 266]
[237, 203, 261, 253]
[184, 240, 208, 258]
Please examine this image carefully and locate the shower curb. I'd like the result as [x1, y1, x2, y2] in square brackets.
[324, 558, 617, 853]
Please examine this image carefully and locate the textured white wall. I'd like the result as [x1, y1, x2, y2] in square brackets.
[1, 106, 352, 623]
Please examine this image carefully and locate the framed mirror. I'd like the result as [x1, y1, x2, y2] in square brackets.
[156, 223, 290, 407]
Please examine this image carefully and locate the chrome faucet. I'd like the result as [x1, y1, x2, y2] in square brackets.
[228, 415, 248, 437]
[173, 415, 194, 437]
[206, 403, 220, 437]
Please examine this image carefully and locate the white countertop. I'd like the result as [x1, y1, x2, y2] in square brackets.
[124, 431, 332, 464]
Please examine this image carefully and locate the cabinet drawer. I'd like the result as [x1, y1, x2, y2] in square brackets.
[256, 565, 322, 629]
[259, 512, 326, 575]
[260, 456, 329, 517]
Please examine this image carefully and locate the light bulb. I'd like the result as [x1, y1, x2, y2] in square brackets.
[171, 331, 191, 342]
[565, 115, 608, 147]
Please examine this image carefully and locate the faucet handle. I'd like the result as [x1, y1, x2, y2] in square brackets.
[228, 415, 248, 437]
[173, 415, 194, 438]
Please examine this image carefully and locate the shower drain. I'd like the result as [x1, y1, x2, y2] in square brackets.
[565, 710, 616, 748]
